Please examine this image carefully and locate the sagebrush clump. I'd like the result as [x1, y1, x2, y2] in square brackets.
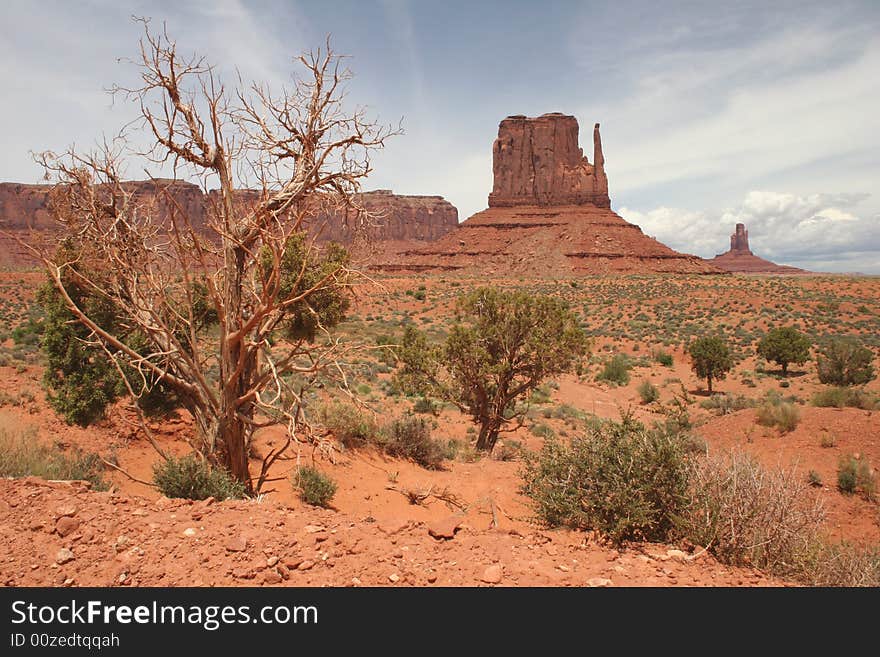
[152, 454, 245, 501]
[520, 415, 690, 544]
[0, 422, 108, 490]
[292, 465, 337, 507]
[383, 416, 446, 470]
[677, 452, 825, 576]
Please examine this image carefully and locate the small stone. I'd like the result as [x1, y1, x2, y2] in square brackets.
[55, 505, 77, 518]
[587, 577, 613, 587]
[263, 569, 283, 585]
[351, 577, 362, 586]
[481, 564, 503, 584]
[303, 524, 326, 534]
[266, 556, 279, 567]
[182, 527, 197, 537]
[297, 560, 315, 571]
[114, 535, 131, 552]
[428, 516, 461, 540]
[277, 564, 290, 580]
[55, 516, 80, 537]
[388, 573, 400, 583]
[665, 549, 690, 563]
[225, 535, 247, 552]
[426, 574, 438, 583]
[378, 520, 410, 535]
[56, 548, 75, 565]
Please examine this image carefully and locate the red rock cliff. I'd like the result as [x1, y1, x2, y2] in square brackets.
[0, 182, 458, 268]
[488, 113, 609, 208]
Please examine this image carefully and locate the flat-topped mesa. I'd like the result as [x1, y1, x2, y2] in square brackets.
[729, 223, 752, 254]
[487, 113, 610, 209]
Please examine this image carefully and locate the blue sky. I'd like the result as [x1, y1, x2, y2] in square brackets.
[2, 0, 878, 272]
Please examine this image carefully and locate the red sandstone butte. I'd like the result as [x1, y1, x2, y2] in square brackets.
[709, 223, 808, 274]
[489, 113, 609, 209]
[381, 113, 722, 276]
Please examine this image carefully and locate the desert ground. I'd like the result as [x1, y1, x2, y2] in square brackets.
[0, 270, 878, 587]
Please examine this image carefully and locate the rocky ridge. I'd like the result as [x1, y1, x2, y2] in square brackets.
[0, 181, 458, 268]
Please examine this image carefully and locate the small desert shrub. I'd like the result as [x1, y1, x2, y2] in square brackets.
[837, 455, 876, 500]
[152, 454, 245, 501]
[756, 400, 800, 433]
[677, 452, 825, 576]
[652, 349, 674, 367]
[292, 465, 336, 507]
[816, 338, 876, 386]
[493, 439, 523, 462]
[799, 542, 880, 587]
[383, 416, 445, 470]
[637, 379, 659, 404]
[320, 402, 379, 447]
[819, 432, 837, 448]
[699, 393, 756, 415]
[596, 354, 632, 386]
[520, 415, 690, 544]
[807, 470, 823, 487]
[0, 423, 108, 490]
[443, 438, 479, 463]
[812, 387, 879, 410]
[412, 396, 441, 415]
[529, 422, 555, 438]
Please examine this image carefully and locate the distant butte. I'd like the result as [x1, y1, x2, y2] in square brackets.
[708, 223, 808, 274]
[379, 113, 723, 276]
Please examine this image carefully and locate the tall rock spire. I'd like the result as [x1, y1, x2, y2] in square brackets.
[593, 123, 608, 202]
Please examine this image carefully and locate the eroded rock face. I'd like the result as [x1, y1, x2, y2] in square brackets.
[315, 191, 458, 242]
[488, 113, 609, 208]
[0, 182, 457, 268]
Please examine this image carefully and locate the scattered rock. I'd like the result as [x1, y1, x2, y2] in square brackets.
[303, 524, 326, 534]
[481, 564, 503, 584]
[297, 560, 315, 571]
[388, 573, 400, 583]
[55, 548, 75, 565]
[586, 577, 613, 587]
[182, 528, 197, 538]
[428, 516, 461, 540]
[266, 556, 279, 567]
[225, 535, 247, 552]
[55, 516, 80, 537]
[665, 549, 690, 563]
[378, 520, 410, 535]
[55, 504, 77, 518]
[263, 569, 283, 585]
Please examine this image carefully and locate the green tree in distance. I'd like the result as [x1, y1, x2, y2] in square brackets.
[395, 287, 589, 453]
[688, 335, 733, 394]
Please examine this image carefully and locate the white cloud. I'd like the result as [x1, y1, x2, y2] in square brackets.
[577, 19, 880, 213]
[620, 190, 880, 273]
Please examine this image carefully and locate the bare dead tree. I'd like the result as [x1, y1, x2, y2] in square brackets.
[31, 19, 397, 494]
